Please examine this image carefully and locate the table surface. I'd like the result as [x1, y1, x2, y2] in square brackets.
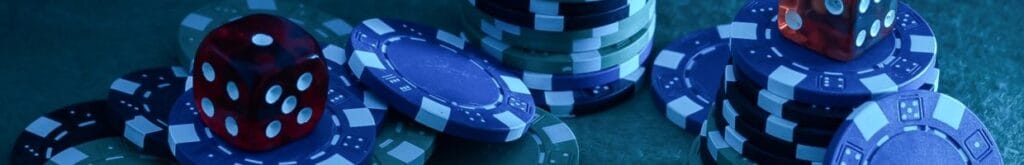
[1, 0, 1021, 164]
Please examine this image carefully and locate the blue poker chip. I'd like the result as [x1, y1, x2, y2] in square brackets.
[469, 0, 647, 32]
[168, 90, 377, 164]
[731, 65, 943, 129]
[323, 49, 389, 126]
[827, 90, 1003, 164]
[105, 66, 189, 157]
[651, 25, 732, 134]
[532, 66, 646, 118]
[11, 101, 119, 165]
[520, 39, 650, 91]
[348, 18, 536, 143]
[721, 82, 829, 162]
[729, 0, 937, 107]
[477, 0, 628, 16]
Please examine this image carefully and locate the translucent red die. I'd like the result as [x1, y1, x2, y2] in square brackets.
[779, 0, 897, 61]
[191, 14, 328, 151]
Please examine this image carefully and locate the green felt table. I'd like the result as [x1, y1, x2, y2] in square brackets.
[0, 0, 1021, 164]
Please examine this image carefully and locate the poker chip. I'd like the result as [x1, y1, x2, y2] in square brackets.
[703, 103, 755, 165]
[348, 18, 536, 143]
[720, 91, 828, 162]
[518, 42, 649, 91]
[323, 46, 388, 126]
[168, 90, 377, 164]
[429, 109, 580, 165]
[371, 113, 438, 165]
[106, 66, 189, 157]
[722, 82, 837, 147]
[477, 0, 628, 16]
[827, 90, 1003, 164]
[10, 101, 118, 165]
[729, 0, 938, 107]
[178, 0, 344, 69]
[469, 0, 646, 32]
[652, 25, 732, 134]
[480, 22, 654, 74]
[731, 65, 942, 129]
[464, 0, 655, 53]
[65, 137, 169, 164]
[531, 67, 646, 118]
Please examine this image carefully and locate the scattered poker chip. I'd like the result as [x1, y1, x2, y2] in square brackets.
[652, 25, 732, 134]
[480, 23, 654, 74]
[703, 104, 755, 165]
[348, 18, 536, 143]
[10, 101, 118, 165]
[518, 43, 649, 91]
[371, 113, 438, 165]
[168, 90, 376, 164]
[65, 137, 169, 164]
[464, 0, 655, 53]
[731, 65, 942, 129]
[178, 0, 334, 69]
[532, 66, 646, 118]
[470, 0, 646, 32]
[429, 109, 580, 165]
[477, 0, 628, 16]
[106, 66, 189, 157]
[827, 90, 1003, 164]
[720, 89, 827, 162]
[729, 0, 938, 107]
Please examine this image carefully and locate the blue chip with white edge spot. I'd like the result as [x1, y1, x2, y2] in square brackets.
[651, 25, 732, 134]
[827, 90, 1002, 165]
[348, 18, 536, 143]
[729, 0, 937, 107]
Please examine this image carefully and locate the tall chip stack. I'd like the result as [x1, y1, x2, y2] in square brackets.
[461, 0, 657, 117]
[688, 0, 1005, 164]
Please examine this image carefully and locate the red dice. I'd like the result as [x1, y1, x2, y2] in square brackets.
[778, 0, 897, 61]
[191, 14, 328, 151]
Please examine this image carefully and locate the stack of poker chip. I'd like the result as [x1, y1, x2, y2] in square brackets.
[460, 0, 657, 117]
[689, 0, 1004, 164]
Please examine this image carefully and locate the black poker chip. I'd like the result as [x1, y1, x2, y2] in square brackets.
[105, 66, 189, 157]
[10, 101, 119, 164]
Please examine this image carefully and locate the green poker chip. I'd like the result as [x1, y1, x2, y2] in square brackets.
[47, 137, 168, 165]
[468, 21, 654, 74]
[429, 109, 580, 165]
[372, 113, 438, 165]
[462, 0, 655, 53]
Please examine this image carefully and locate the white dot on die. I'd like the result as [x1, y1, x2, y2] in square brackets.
[201, 62, 215, 82]
[296, 72, 313, 92]
[226, 81, 239, 101]
[859, 0, 870, 13]
[855, 30, 867, 47]
[266, 120, 281, 138]
[870, 20, 881, 37]
[201, 97, 216, 117]
[225, 116, 239, 136]
[266, 85, 282, 104]
[785, 10, 803, 30]
[297, 107, 313, 125]
[825, 0, 844, 15]
[251, 33, 274, 47]
[281, 96, 297, 114]
[884, 10, 896, 28]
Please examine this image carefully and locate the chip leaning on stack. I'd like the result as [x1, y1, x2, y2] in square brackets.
[461, 0, 657, 118]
